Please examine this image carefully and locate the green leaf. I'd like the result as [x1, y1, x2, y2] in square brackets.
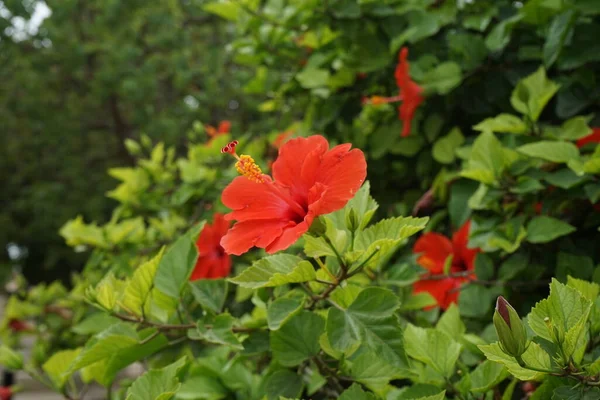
[526, 216, 576, 243]
[528, 279, 591, 343]
[72, 313, 122, 335]
[421, 62, 462, 95]
[556, 116, 593, 140]
[460, 131, 507, 185]
[436, 304, 466, 339]
[433, 127, 465, 164]
[474, 114, 528, 135]
[125, 357, 187, 400]
[267, 297, 304, 331]
[544, 169, 589, 189]
[327, 287, 408, 367]
[92, 273, 123, 311]
[271, 311, 324, 366]
[349, 351, 405, 394]
[518, 141, 580, 163]
[485, 15, 522, 51]
[43, 348, 81, 389]
[479, 341, 551, 380]
[459, 284, 494, 318]
[120, 248, 165, 316]
[404, 324, 462, 378]
[0, 346, 23, 370]
[203, 1, 239, 21]
[339, 383, 377, 400]
[189, 279, 228, 314]
[229, 254, 316, 289]
[155, 224, 201, 299]
[296, 68, 331, 89]
[191, 314, 243, 350]
[264, 370, 304, 400]
[303, 234, 336, 258]
[510, 67, 560, 122]
[543, 10, 577, 68]
[469, 360, 509, 393]
[566, 276, 600, 302]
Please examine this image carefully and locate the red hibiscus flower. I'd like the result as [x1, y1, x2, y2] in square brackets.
[576, 127, 600, 148]
[273, 131, 294, 149]
[190, 213, 232, 280]
[220, 135, 367, 255]
[206, 121, 231, 140]
[395, 47, 424, 137]
[412, 221, 479, 310]
[0, 387, 11, 400]
[362, 47, 424, 137]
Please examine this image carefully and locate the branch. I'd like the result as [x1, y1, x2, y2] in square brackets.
[112, 313, 256, 333]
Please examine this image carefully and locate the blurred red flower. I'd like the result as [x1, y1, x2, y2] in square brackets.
[206, 121, 231, 140]
[412, 221, 479, 310]
[576, 127, 600, 148]
[273, 131, 294, 149]
[220, 135, 366, 255]
[190, 213, 232, 280]
[8, 319, 33, 332]
[395, 47, 424, 137]
[0, 387, 11, 400]
[362, 47, 424, 137]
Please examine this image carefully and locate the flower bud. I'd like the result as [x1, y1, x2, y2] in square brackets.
[493, 296, 527, 357]
[345, 208, 360, 232]
[308, 216, 326, 236]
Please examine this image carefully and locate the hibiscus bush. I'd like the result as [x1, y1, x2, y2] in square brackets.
[3, 1, 600, 399]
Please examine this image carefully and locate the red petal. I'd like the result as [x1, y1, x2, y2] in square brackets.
[218, 120, 231, 134]
[413, 233, 453, 274]
[311, 145, 367, 215]
[451, 220, 479, 271]
[265, 218, 312, 254]
[413, 277, 463, 310]
[272, 135, 329, 198]
[190, 255, 231, 281]
[576, 128, 600, 148]
[220, 219, 292, 255]
[221, 176, 297, 222]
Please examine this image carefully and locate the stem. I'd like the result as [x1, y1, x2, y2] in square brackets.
[515, 356, 559, 374]
[113, 313, 256, 333]
[347, 246, 380, 278]
[323, 236, 346, 271]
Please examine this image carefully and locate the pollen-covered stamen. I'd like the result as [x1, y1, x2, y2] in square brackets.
[236, 155, 264, 183]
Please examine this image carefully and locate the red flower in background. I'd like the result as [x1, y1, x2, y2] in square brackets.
[206, 121, 231, 140]
[395, 47, 424, 137]
[190, 213, 232, 280]
[8, 319, 33, 332]
[576, 128, 600, 148]
[362, 47, 424, 137]
[412, 221, 479, 310]
[0, 387, 11, 400]
[220, 135, 366, 255]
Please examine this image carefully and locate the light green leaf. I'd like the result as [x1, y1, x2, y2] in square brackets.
[469, 360, 509, 393]
[125, 357, 187, 400]
[528, 279, 592, 342]
[557, 116, 593, 140]
[191, 314, 243, 350]
[404, 324, 462, 378]
[203, 1, 239, 21]
[155, 224, 201, 299]
[328, 181, 379, 231]
[271, 311, 324, 366]
[0, 346, 23, 370]
[566, 276, 600, 302]
[188, 279, 228, 314]
[473, 114, 528, 134]
[72, 313, 121, 335]
[461, 131, 506, 185]
[510, 67, 560, 122]
[349, 351, 405, 394]
[327, 287, 408, 367]
[526, 216, 576, 243]
[43, 348, 81, 389]
[518, 141, 580, 163]
[91, 273, 122, 311]
[120, 248, 165, 316]
[296, 68, 331, 89]
[421, 62, 462, 95]
[485, 15, 522, 51]
[267, 297, 304, 331]
[229, 254, 315, 289]
[339, 383, 377, 400]
[433, 127, 465, 164]
[436, 304, 466, 339]
[479, 341, 551, 380]
[303, 234, 336, 258]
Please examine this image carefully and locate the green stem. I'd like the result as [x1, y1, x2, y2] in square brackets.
[515, 356, 559, 374]
[347, 246, 380, 278]
[323, 236, 346, 271]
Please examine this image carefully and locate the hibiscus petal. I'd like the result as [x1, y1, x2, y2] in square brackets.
[221, 176, 295, 222]
[413, 233, 453, 274]
[190, 256, 218, 281]
[265, 218, 312, 254]
[413, 277, 463, 310]
[220, 219, 291, 255]
[312, 145, 367, 215]
[451, 221, 479, 271]
[272, 135, 329, 191]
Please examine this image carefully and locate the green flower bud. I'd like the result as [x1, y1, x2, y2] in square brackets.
[0, 345, 24, 370]
[345, 208, 360, 232]
[308, 216, 326, 236]
[493, 296, 528, 358]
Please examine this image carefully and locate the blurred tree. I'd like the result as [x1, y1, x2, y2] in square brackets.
[0, 0, 259, 283]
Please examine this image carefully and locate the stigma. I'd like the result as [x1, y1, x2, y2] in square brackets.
[221, 140, 265, 183]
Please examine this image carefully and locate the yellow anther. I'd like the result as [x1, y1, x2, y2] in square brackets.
[235, 155, 264, 183]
